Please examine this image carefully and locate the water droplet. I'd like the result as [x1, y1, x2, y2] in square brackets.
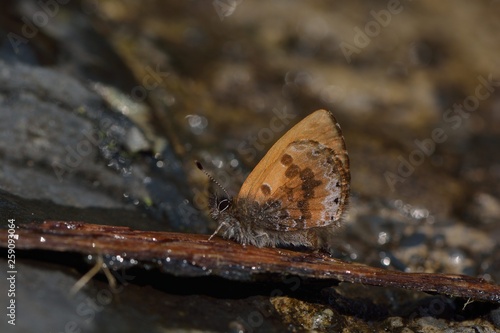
[378, 231, 389, 245]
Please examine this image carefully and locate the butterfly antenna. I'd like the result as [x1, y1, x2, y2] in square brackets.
[195, 160, 230, 199]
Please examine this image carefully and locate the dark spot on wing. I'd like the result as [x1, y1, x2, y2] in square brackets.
[280, 154, 293, 166]
[296, 199, 312, 222]
[285, 164, 300, 178]
[300, 168, 314, 180]
[300, 168, 322, 198]
[260, 184, 271, 196]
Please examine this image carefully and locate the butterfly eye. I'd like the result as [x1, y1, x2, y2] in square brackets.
[218, 199, 231, 212]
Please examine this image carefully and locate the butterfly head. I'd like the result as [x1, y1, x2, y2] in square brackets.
[209, 195, 232, 220]
[207, 192, 246, 241]
[196, 161, 241, 238]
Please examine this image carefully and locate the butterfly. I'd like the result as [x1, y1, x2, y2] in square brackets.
[197, 109, 350, 249]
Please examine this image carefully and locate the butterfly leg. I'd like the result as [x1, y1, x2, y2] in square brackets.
[255, 231, 269, 238]
[208, 221, 227, 240]
[253, 231, 271, 246]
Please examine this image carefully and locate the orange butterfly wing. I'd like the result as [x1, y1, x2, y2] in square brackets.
[236, 109, 350, 232]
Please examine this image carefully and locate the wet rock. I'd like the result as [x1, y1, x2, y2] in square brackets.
[0, 59, 206, 232]
[270, 297, 335, 331]
[0, 60, 142, 207]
